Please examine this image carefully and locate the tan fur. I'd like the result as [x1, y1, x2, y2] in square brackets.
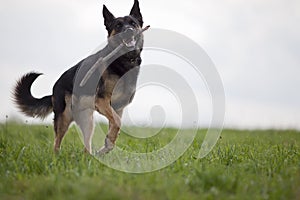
[110, 29, 117, 37]
[53, 92, 123, 154]
[95, 98, 121, 145]
[53, 95, 73, 152]
[14, 0, 144, 155]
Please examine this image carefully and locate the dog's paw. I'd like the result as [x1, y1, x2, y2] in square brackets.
[96, 137, 114, 155]
[97, 146, 113, 155]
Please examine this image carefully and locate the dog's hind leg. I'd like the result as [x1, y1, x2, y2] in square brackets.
[95, 98, 121, 154]
[53, 95, 73, 153]
[74, 109, 95, 154]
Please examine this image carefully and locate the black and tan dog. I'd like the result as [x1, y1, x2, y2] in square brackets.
[13, 0, 145, 154]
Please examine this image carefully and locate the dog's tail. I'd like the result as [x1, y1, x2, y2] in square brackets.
[13, 72, 53, 119]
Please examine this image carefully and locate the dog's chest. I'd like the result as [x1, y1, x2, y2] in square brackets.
[104, 72, 138, 109]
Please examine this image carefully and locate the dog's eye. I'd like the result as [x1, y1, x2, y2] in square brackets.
[116, 22, 123, 29]
[130, 21, 137, 26]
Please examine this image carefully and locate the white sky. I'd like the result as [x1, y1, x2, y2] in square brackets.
[1, 0, 300, 129]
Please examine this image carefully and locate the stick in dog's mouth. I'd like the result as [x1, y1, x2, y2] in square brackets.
[79, 25, 150, 87]
[140, 25, 151, 33]
[123, 25, 150, 48]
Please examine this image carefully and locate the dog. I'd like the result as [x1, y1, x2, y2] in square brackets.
[13, 0, 145, 154]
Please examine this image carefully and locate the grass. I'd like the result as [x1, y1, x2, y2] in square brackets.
[0, 122, 299, 200]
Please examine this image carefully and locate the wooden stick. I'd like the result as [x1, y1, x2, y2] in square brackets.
[79, 25, 150, 87]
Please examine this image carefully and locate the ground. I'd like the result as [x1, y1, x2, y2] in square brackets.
[0, 122, 299, 200]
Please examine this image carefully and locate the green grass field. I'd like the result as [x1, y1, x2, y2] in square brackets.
[0, 122, 299, 200]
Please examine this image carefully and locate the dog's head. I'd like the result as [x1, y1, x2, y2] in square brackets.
[103, 0, 143, 50]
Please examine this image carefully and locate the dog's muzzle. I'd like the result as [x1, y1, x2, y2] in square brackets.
[122, 28, 138, 48]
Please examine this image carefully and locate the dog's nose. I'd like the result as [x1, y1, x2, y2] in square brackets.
[123, 28, 135, 40]
[125, 28, 134, 35]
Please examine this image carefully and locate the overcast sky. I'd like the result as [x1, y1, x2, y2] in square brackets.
[1, 0, 300, 129]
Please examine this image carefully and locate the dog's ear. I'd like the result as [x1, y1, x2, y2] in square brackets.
[103, 5, 115, 33]
[130, 0, 143, 27]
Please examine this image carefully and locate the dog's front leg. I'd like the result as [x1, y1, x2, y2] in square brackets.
[95, 98, 121, 154]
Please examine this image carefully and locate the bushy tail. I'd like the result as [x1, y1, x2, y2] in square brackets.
[13, 72, 53, 119]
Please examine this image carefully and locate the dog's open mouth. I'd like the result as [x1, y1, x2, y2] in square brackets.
[122, 36, 137, 48]
[122, 28, 137, 48]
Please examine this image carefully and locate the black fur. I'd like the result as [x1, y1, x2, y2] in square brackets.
[13, 72, 52, 119]
[13, 0, 144, 123]
[103, 5, 115, 35]
[130, 0, 143, 27]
